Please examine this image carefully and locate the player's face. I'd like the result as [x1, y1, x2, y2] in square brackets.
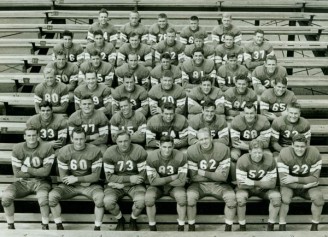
[94, 34, 104, 46]
[274, 82, 287, 97]
[63, 35, 73, 48]
[159, 141, 174, 158]
[254, 33, 264, 45]
[161, 76, 174, 90]
[98, 12, 108, 25]
[85, 73, 97, 88]
[189, 20, 199, 31]
[235, 79, 247, 93]
[224, 35, 234, 48]
[265, 59, 277, 74]
[203, 106, 215, 122]
[130, 12, 140, 26]
[162, 109, 175, 123]
[80, 99, 94, 114]
[197, 132, 212, 149]
[123, 77, 135, 92]
[91, 55, 101, 68]
[201, 80, 212, 94]
[194, 38, 204, 48]
[287, 107, 300, 123]
[119, 100, 132, 116]
[44, 72, 56, 86]
[24, 129, 38, 146]
[166, 32, 176, 45]
[193, 52, 204, 66]
[158, 17, 168, 29]
[227, 57, 237, 68]
[116, 134, 131, 153]
[56, 54, 67, 69]
[71, 132, 86, 151]
[129, 35, 140, 49]
[40, 106, 53, 121]
[244, 106, 256, 123]
[222, 16, 231, 28]
[161, 58, 171, 70]
[128, 55, 138, 69]
[249, 147, 263, 163]
[292, 141, 307, 157]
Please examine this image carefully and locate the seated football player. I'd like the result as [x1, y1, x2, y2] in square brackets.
[79, 50, 114, 88]
[277, 134, 323, 231]
[103, 130, 147, 231]
[181, 48, 216, 92]
[216, 52, 250, 92]
[146, 103, 188, 149]
[87, 8, 118, 46]
[252, 55, 287, 95]
[148, 70, 186, 116]
[49, 127, 104, 231]
[188, 100, 229, 146]
[154, 27, 185, 67]
[1, 126, 55, 230]
[224, 75, 257, 119]
[85, 29, 116, 66]
[52, 30, 84, 66]
[271, 102, 311, 157]
[110, 97, 146, 145]
[211, 12, 242, 46]
[187, 128, 236, 231]
[150, 52, 182, 86]
[184, 32, 215, 61]
[27, 101, 68, 150]
[117, 32, 152, 69]
[145, 135, 187, 231]
[236, 140, 281, 231]
[119, 10, 148, 44]
[149, 13, 175, 45]
[115, 53, 150, 91]
[214, 33, 243, 70]
[180, 15, 207, 45]
[244, 29, 274, 71]
[260, 77, 297, 121]
[230, 103, 271, 182]
[34, 68, 69, 114]
[112, 71, 148, 117]
[74, 71, 112, 117]
[188, 76, 225, 117]
[68, 95, 108, 153]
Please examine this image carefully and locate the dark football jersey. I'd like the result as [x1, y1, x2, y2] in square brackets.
[34, 82, 69, 107]
[115, 63, 150, 89]
[215, 44, 243, 65]
[154, 39, 185, 66]
[260, 88, 297, 113]
[180, 26, 207, 45]
[45, 61, 79, 87]
[148, 23, 175, 44]
[88, 22, 118, 43]
[79, 60, 114, 87]
[53, 43, 84, 62]
[150, 64, 182, 85]
[224, 87, 257, 112]
[85, 41, 116, 63]
[244, 41, 274, 64]
[117, 43, 152, 63]
[211, 24, 242, 44]
[182, 58, 216, 86]
[119, 22, 148, 43]
[217, 64, 249, 87]
[252, 65, 287, 89]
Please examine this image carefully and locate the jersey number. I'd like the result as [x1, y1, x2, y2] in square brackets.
[272, 103, 286, 112]
[117, 160, 134, 171]
[200, 159, 216, 170]
[242, 130, 258, 139]
[159, 165, 174, 175]
[291, 164, 309, 175]
[24, 156, 41, 168]
[283, 130, 298, 138]
[249, 169, 265, 179]
[44, 93, 59, 103]
[70, 159, 87, 170]
[40, 128, 55, 139]
[81, 124, 95, 133]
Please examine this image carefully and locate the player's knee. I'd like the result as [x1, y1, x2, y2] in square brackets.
[230, 151, 240, 162]
[176, 194, 187, 207]
[1, 190, 15, 207]
[281, 195, 292, 205]
[103, 196, 116, 211]
[93, 193, 104, 208]
[38, 198, 49, 207]
[134, 199, 145, 210]
[48, 190, 60, 207]
[187, 192, 198, 207]
[144, 195, 156, 207]
[225, 194, 237, 209]
[270, 193, 281, 207]
[236, 197, 247, 207]
[312, 195, 324, 207]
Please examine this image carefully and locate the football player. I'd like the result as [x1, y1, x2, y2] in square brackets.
[49, 127, 104, 230]
[180, 15, 207, 45]
[103, 130, 147, 230]
[277, 134, 323, 231]
[149, 13, 175, 45]
[184, 32, 215, 61]
[119, 10, 148, 44]
[1, 126, 55, 230]
[145, 135, 188, 231]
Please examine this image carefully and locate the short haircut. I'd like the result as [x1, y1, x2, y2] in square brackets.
[99, 8, 108, 16]
[166, 27, 176, 34]
[254, 29, 265, 35]
[287, 102, 301, 110]
[123, 71, 134, 79]
[190, 15, 199, 21]
[130, 10, 139, 16]
[162, 70, 173, 78]
[85, 71, 97, 78]
[161, 102, 176, 112]
[197, 127, 211, 137]
[62, 30, 73, 39]
[39, 101, 53, 110]
[128, 53, 139, 60]
[224, 32, 234, 38]
[266, 55, 277, 63]
[159, 135, 174, 145]
[194, 31, 206, 40]
[119, 96, 131, 104]
[292, 134, 307, 144]
[43, 67, 55, 76]
[201, 75, 213, 84]
[24, 126, 38, 134]
[80, 95, 93, 101]
[129, 32, 140, 40]
[235, 74, 248, 82]
[93, 30, 104, 37]
[202, 100, 216, 109]
[90, 49, 101, 57]
[55, 50, 66, 58]
[222, 12, 232, 19]
[161, 52, 172, 60]
[274, 77, 288, 86]
[158, 13, 167, 19]
[249, 139, 263, 150]
[71, 126, 86, 138]
[116, 130, 131, 140]
[227, 52, 237, 59]
[244, 102, 257, 112]
[192, 47, 204, 56]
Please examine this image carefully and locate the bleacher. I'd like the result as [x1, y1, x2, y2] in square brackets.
[1, 0, 328, 234]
